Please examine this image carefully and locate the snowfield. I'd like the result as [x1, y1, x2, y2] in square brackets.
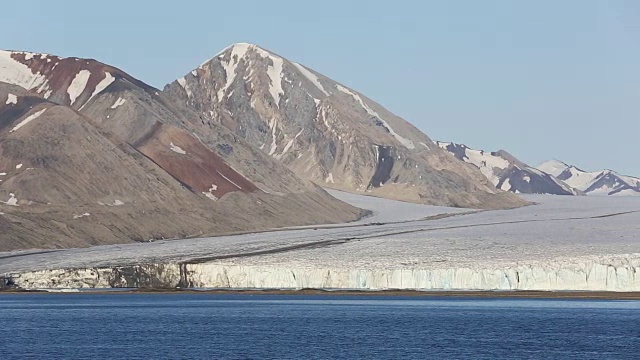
[1, 192, 639, 291]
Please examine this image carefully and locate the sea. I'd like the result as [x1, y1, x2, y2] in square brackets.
[0, 293, 638, 359]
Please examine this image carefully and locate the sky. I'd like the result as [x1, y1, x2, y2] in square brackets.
[2, 0, 639, 175]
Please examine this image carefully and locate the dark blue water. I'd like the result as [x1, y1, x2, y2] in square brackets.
[0, 294, 638, 359]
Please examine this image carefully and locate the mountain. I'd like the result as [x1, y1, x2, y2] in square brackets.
[537, 160, 640, 196]
[0, 50, 364, 251]
[163, 43, 525, 209]
[435, 142, 579, 196]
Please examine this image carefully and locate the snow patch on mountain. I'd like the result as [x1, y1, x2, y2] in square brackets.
[268, 117, 279, 156]
[500, 178, 511, 191]
[80, 72, 116, 110]
[619, 174, 640, 188]
[169, 142, 187, 155]
[201, 184, 219, 201]
[110, 97, 126, 109]
[562, 167, 599, 190]
[10, 108, 47, 133]
[217, 43, 251, 100]
[67, 70, 92, 105]
[536, 159, 568, 178]
[336, 84, 415, 149]
[90, 72, 115, 100]
[1, 193, 18, 206]
[465, 149, 509, 185]
[264, 52, 284, 106]
[436, 141, 508, 186]
[0, 51, 48, 91]
[177, 77, 193, 98]
[275, 128, 303, 160]
[218, 171, 242, 190]
[203, 192, 218, 201]
[326, 173, 335, 184]
[293, 62, 329, 96]
[5, 93, 17, 105]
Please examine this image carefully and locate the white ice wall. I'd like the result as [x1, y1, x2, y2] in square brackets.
[187, 256, 640, 291]
[6, 254, 640, 292]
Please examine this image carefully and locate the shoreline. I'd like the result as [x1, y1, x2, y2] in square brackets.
[2, 288, 640, 300]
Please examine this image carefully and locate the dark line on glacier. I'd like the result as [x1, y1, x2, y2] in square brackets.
[2, 209, 638, 270]
[183, 238, 354, 264]
[182, 209, 640, 263]
[0, 249, 63, 261]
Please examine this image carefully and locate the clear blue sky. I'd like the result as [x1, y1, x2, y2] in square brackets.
[2, 0, 639, 175]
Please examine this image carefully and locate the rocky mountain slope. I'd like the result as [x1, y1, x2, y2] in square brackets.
[435, 142, 579, 196]
[0, 50, 364, 251]
[163, 43, 525, 209]
[537, 160, 640, 196]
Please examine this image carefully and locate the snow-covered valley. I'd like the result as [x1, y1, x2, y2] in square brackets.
[1, 192, 639, 291]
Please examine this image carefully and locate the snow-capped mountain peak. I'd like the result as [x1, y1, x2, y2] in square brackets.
[536, 159, 571, 178]
[536, 160, 640, 196]
[162, 44, 528, 209]
[0, 49, 141, 110]
[188, 43, 418, 151]
[436, 141, 579, 196]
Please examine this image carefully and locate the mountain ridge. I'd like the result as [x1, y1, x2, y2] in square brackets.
[537, 160, 640, 196]
[435, 141, 580, 196]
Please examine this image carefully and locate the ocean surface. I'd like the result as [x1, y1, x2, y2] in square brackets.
[0, 294, 638, 359]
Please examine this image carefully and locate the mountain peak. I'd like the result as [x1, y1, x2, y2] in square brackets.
[536, 159, 570, 177]
[212, 42, 271, 58]
[217, 42, 257, 53]
[535, 159, 640, 195]
[164, 49, 528, 209]
[1, 50, 52, 60]
[436, 141, 578, 196]
[198, 43, 278, 71]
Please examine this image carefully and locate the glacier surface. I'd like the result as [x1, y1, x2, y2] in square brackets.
[2, 193, 639, 292]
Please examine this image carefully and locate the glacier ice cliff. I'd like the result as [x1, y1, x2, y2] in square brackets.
[3, 254, 639, 292]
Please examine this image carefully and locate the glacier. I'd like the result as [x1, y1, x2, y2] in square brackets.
[2, 192, 640, 292]
[5, 254, 640, 291]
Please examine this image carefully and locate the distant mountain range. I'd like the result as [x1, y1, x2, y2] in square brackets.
[436, 141, 639, 196]
[537, 160, 640, 196]
[435, 142, 579, 196]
